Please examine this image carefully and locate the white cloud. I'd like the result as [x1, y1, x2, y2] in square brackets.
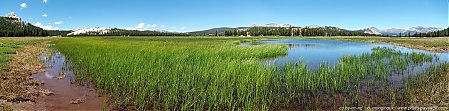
[34, 22, 59, 30]
[181, 26, 186, 30]
[136, 23, 145, 29]
[54, 21, 63, 25]
[43, 0, 48, 3]
[147, 24, 157, 28]
[20, 3, 27, 9]
[29, 18, 33, 20]
[42, 14, 48, 17]
[160, 25, 166, 28]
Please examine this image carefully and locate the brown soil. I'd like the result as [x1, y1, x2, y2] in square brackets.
[0, 41, 105, 111]
[388, 41, 447, 53]
[0, 42, 47, 110]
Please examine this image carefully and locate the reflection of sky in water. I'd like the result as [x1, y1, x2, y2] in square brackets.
[242, 39, 449, 69]
[37, 51, 73, 80]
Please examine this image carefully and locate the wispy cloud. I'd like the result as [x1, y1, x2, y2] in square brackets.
[54, 21, 63, 25]
[43, 0, 48, 4]
[181, 26, 186, 30]
[35, 22, 59, 30]
[20, 3, 27, 9]
[42, 14, 48, 17]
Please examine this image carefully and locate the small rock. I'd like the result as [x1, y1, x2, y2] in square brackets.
[39, 89, 54, 96]
[56, 76, 64, 80]
[70, 98, 84, 104]
[38, 81, 44, 85]
[0, 99, 7, 103]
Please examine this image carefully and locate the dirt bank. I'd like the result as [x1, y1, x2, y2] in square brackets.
[0, 41, 47, 110]
[0, 41, 105, 111]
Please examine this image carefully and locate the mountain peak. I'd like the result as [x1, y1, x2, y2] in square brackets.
[5, 12, 20, 20]
[363, 27, 382, 35]
[67, 28, 112, 36]
[361, 26, 444, 35]
[409, 26, 442, 33]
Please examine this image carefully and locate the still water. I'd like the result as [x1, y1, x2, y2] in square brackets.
[242, 39, 449, 68]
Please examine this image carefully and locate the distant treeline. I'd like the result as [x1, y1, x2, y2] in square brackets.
[0, 17, 47, 37]
[224, 27, 374, 36]
[47, 30, 72, 36]
[412, 28, 449, 37]
[68, 28, 188, 37]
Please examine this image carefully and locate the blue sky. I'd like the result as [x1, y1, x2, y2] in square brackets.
[1, 0, 447, 32]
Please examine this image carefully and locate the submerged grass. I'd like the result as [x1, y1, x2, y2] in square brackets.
[52, 37, 447, 110]
[320, 37, 449, 52]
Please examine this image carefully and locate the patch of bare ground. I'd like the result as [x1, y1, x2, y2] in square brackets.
[1, 40, 105, 111]
[0, 41, 48, 110]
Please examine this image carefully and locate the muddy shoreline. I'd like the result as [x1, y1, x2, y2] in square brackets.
[322, 37, 449, 53]
[0, 42, 47, 110]
[388, 41, 448, 53]
[0, 42, 105, 111]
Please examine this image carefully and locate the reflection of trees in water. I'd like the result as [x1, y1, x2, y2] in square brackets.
[287, 44, 320, 48]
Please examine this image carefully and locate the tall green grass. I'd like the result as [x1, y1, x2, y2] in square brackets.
[52, 37, 445, 110]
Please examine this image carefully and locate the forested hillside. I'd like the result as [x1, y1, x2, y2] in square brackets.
[413, 27, 449, 37]
[69, 28, 188, 36]
[0, 17, 47, 37]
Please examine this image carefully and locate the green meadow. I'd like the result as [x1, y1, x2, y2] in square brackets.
[49, 37, 448, 110]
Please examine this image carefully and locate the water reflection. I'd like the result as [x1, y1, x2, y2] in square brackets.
[244, 39, 449, 69]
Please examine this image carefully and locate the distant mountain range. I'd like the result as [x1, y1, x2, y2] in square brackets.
[188, 24, 445, 36]
[0, 13, 445, 37]
[361, 26, 444, 36]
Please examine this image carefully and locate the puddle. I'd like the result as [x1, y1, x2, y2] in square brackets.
[32, 50, 104, 110]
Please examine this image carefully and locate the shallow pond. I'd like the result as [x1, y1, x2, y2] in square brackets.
[242, 39, 449, 68]
[242, 39, 449, 85]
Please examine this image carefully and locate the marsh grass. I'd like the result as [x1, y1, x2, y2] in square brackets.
[52, 37, 447, 110]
